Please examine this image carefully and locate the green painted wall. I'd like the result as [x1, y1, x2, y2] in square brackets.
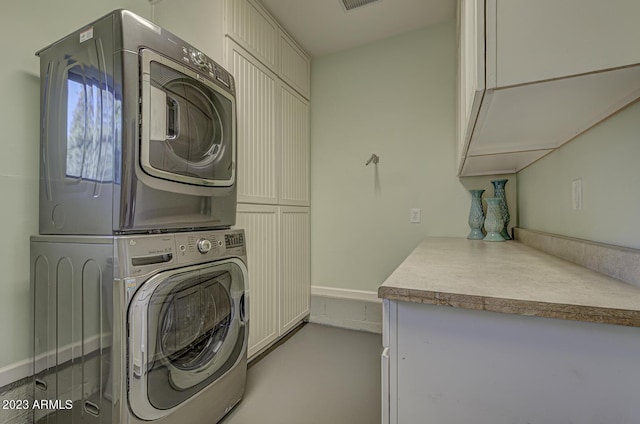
[518, 101, 640, 249]
[310, 21, 475, 292]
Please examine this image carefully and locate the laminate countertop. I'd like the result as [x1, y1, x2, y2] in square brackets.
[378, 237, 640, 327]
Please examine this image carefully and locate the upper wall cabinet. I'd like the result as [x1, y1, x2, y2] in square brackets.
[457, 0, 640, 176]
[457, 0, 484, 176]
[225, 0, 311, 100]
[279, 31, 311, 100]
[225, 0, 279, 71]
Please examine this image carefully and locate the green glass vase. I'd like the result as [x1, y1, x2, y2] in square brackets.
[467, 189, 485, 240]
[483, 198, 505, 242]
[491, 178, 511, 240]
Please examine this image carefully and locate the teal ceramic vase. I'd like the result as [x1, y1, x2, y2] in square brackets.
[483, 198, 505, 242]
[491, 178, 511, 240]
[467, 189, 485, 240]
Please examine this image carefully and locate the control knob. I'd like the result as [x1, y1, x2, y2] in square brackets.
[197, 238, 212, 254]
[192, 50, 208, 69]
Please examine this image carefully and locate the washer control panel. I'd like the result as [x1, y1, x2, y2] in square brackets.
[119, 229, 246, 276]
[175, 229, 245, 264]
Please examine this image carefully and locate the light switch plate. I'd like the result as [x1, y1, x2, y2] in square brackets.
[410, 208, 421, 223]
[572, 178, 583, 210]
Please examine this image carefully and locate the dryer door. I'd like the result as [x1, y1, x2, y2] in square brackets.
[140, 49, 236, 189]
[128, 258, 247, 420]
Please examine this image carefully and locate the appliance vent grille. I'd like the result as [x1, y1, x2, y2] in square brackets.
[341, 0, 381, 12]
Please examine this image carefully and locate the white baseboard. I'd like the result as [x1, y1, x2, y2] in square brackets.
[0, 358, 32, 390]
[310, 286, 382, 334]
[311, 286, 382, 303]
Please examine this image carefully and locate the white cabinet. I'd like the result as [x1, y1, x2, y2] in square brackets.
[494, 0, 640, 88]
[456, 0, 484, 172]
[279, 85, 310, 206]
[382, 300, 640, 424]
[236, 205, 310, 358]
[279, 207, 310, 334]
[457, 0, 640, 176]
[279, 30, 311, 100]
[225, 0, 311, 357]
[228, 41, 310, 206]
[225, 0, 311, 100]
[225, 0, 279, 71]
[235, 204, 279, 357]
[228, 40, 279, 204]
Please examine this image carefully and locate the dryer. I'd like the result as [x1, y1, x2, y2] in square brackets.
[31, 229, 248, 424]
[36, 10, 237, 235]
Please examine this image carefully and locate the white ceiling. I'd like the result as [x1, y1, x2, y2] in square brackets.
[259, 0, 457, 57]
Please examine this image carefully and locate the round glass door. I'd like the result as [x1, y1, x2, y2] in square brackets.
[153, 68, 226, 167]
[128, 259, 247, 419]
[158, 276, 232, 372]
[140, 49, 235, 187]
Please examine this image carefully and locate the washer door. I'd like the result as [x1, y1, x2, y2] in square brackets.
[140, 49, 235, 188]
[128, 258, 247, 420]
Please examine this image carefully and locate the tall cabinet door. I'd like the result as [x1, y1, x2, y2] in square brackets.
[235, 204, 279, 357]
[457, 0, 485, 174]
[279, 84, 310, 206]
[228, 39, 279, 204]
[279, 206, 310, 334]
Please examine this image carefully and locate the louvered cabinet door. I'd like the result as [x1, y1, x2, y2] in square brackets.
[279, 206, 310, 334]
[235, 204, 279, 358]
[278, 84, 310, 206]
[228, 40, 279, 204]
[279, 30, 310, 100]
[225, 0, 279, 72]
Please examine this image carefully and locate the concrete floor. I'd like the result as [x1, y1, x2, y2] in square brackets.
[221, 323, 382, 424]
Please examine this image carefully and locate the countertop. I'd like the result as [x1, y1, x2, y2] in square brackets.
[378, 237, 640, 327]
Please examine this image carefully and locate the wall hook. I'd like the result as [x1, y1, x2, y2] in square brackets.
[365, 153, 379, 166]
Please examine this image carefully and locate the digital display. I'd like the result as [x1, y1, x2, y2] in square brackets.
[224, 233, 244, 249]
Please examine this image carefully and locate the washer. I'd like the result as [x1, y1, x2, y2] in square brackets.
[36, 10, 237, 235]
[31, 229, 248, 423]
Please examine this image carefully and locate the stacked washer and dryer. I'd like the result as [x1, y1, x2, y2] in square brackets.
[31, 10, 248, 424]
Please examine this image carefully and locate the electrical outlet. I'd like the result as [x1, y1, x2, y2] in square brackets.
[572, 178, 583, 210]
[410, 208, 421, 223]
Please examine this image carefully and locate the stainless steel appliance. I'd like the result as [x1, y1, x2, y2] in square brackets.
[36, 10, 237, 235]
[31, 229, 248, 423]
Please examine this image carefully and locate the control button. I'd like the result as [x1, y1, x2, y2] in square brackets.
[215, 68, 230, 87]
[179, 244, 186, 252]
[191, 50, 208, 70]
[197, 238, 212, 254]
[217, 240, 223, 247]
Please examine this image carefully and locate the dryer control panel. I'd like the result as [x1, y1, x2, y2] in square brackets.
[180, 46, 234, 91]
